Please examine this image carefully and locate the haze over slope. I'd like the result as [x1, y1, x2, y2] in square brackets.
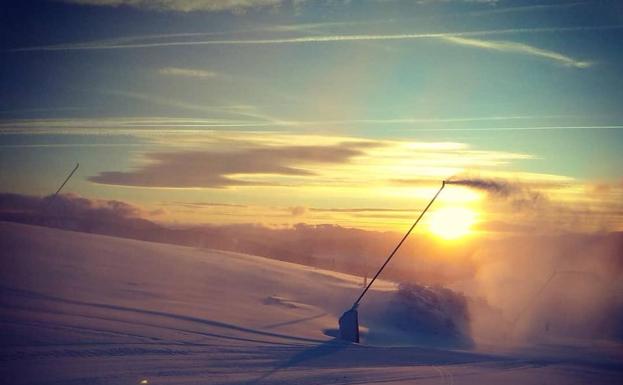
[1, 221, 622, 384]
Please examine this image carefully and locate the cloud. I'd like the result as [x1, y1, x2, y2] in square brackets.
[0, 192, 141, 217]
[105, 90, 292, 125]
[392, 173, 623, 235]
[58, 0, 288, 13]
[290, 206, 307, 216]
[455, 176, 623, 234]
[11, 25, 622, 62]
[466, 1, 589, 17]
[8, 12, 608, 68]
[52, 0, 526, 14]
[57, 0, 589, 15]
[310, 207, 415, 213]
[2, 192, 621, 344]
[391, 178, 442, 187]
[100, 90, 249, 117]
[416, 0, 499, 3]
[0, 118, 280, 138]
[0, 192, 167, 239]
[167, 201, 248, 208]
[12, 14, 618, 53]
[0, 193, 452, 282]
[8, 117, 620, 137]
[11, 25, 600, 68]
[159, 67, 218, 79]
[89, 141, 381, 188]
[440, 36, 592, 68]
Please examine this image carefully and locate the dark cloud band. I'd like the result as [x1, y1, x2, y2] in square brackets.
[89, 141, 381, 188]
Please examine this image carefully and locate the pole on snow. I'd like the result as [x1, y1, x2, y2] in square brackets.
[52, 163, 80, 198]
[338, 181, 446, 343]
[43, 163, 79, 211]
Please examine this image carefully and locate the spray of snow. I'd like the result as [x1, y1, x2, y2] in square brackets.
[424, 177, 623, 345]
[363, 283, 472, 347]
[467, 233, 623, 344]
[445, 178, 518, 197]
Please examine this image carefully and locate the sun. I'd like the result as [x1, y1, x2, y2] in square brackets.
[428, 207, 477, 240]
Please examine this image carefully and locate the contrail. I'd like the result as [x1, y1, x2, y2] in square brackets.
[9, 25, 623, 52]
[440, 35, 590, 68]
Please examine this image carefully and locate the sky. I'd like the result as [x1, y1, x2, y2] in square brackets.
[1, 0, 622, 238]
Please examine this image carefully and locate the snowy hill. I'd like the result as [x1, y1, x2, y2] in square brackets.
[1, 221, 621, 385]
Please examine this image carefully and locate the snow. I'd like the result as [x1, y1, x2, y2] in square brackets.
[0, 221, 621, 384]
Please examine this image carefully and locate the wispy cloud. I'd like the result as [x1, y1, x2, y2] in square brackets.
[440, 36, 591, 68]
[2, 117, 621, 136]
[159, 67, 218, 79]
[309, 207, 414, 213]
[56, 0, 589, 16]
[58, 0, 288, 13]
[81, 130, 544, 196]
[465, 1, 589, 17]
[100, 89, 286, 123]
[89, 141, 383, 188]
[0, 143, 144, 148]
[11, 25, 623, 52]
[10, 24, 618, 68]
[54, 0, 512, 14]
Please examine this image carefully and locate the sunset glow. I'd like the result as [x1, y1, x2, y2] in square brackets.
[428, 207, 478, 240]
[1, 2, 623, 384]
[0, 2, 622, 236]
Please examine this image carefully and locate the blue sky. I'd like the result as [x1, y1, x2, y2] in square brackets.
[1, 0, 622, 234]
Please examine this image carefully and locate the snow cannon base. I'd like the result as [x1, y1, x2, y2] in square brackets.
[338, 308, 360, 343]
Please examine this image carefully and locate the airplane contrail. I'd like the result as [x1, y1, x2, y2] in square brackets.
[10, 25, 623, 52]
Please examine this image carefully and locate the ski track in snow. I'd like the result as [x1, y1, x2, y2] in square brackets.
[0, 221, 621, 385]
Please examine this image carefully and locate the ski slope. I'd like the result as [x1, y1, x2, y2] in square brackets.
[0, 221, 621, 384]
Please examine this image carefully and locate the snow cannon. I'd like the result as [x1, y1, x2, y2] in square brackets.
[338, 181, 446, 343]
[338, 306, 360, 343]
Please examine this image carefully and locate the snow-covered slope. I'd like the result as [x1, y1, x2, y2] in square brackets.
[1, 221, 621, 384]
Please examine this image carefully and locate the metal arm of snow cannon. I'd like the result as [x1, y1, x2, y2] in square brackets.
[53, 163, 79, 198]
[338, 181, 446, 343]
[351, 180, 446, 310]
[43, 163, 80, 211]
